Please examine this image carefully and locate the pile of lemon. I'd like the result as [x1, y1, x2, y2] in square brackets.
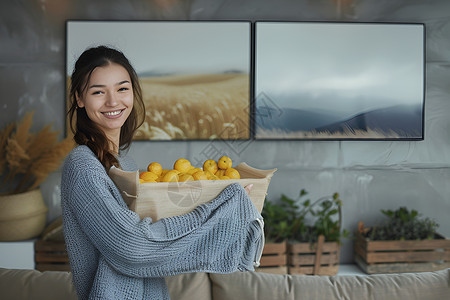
[139, 156, 241, 183]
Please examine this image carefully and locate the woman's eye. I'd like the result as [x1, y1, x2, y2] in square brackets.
[118, 87, 129, 92]
[92, 90, 103, 95]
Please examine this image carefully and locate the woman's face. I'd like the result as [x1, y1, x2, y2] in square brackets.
[77, 63, 134, 140]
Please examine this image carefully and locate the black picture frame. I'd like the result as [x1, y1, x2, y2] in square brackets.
[66, 20, 252, 141]
[253, 21, 425, 141]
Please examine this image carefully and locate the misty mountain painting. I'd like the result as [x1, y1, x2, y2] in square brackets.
[66, 21, 251, 141]
[254, 22, 425, 140]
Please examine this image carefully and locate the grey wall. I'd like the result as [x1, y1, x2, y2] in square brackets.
[1, 0, 449, 264]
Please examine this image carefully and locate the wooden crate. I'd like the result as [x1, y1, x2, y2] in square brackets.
[354, 231, 450, 274]
[256, 242, 288, 274]
[34, 240, 70, 272]
[288, 235, 340, 275]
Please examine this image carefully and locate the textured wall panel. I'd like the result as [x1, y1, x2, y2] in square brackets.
[1, 0, 449, 264]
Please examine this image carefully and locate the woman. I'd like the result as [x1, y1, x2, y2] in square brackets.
[62, 46, 263, 300]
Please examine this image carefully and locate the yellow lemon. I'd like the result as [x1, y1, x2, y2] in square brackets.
[179, 173, 194, 182]
[203, 159, 218, 174]
[162, 170, 179, 182]
[204, 170, 215, 180]
[217, 156, 232, 170]
[143, 179, 157, 183]
[139, 171, 158, 181]
[174, 159, 192, 173]
[192, 171, 208, 181]
[225, 168, 240, 179]
[209, 174, 219, 180]
[147, 162, 163, 176]
[139, 178, 145, 184]
[215, 169, 226, 177]
[219, 175, 231, 180]
[187, 167, 202, 175]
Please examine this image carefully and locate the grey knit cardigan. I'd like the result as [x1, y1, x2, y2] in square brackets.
[61, 145, 264, 300]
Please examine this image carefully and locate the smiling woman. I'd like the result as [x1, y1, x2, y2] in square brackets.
[62, 46, 263, 300]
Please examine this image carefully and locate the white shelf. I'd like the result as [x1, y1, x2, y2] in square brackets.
[0, 240, 368, 276]
[337, 264, 367, 276]
[0, 239, 35, 270]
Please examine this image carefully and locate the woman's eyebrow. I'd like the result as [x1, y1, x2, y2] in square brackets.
[116, 80, 130, 86]
[88, 80, 130, 89]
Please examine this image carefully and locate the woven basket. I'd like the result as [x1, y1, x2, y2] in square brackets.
[0, 189, 48, 241]
[109, 162, 277, 221]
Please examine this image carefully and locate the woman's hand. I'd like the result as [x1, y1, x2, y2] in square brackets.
[244, 184, 253, 195]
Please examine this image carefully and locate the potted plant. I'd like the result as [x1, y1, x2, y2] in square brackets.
[0, 112, 73, 241]
[259, 189, 348, 275]
[258, 200, 291, 273]
[354, 207, 450, 274]
[284, 190, 349, 275]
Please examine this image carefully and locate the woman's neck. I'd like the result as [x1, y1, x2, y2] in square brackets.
[105, 131, 120, 155]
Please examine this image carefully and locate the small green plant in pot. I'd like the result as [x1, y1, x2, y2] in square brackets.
[261, 200, 292, 243]
[355, 207, 449, 274]
[284, 189, 349, 244]
[257, 200, 292, 273]
[361, 207, 439, 241]
[261, 189, 348, 275]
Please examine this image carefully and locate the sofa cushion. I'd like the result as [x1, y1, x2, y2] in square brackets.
[210, 269, 450, 300]
[0, 268, 211, 300]
[165, 272, 212, 300]
[0, 268, 78, 300]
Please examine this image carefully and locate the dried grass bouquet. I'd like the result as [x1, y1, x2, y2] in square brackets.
[0, 112, 74, 195]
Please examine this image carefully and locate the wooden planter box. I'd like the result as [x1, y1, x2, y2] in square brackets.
[34, 240, 70, 272]
[354, 231, 450, 274]
[288, 235, 340, 275]
[256, 242, 288, 274]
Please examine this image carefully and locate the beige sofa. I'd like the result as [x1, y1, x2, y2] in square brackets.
[1, 267, 449, 300]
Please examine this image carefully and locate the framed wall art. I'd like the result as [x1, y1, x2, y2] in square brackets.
[254, 21, 425, 140]
[66, 20, 252, 141]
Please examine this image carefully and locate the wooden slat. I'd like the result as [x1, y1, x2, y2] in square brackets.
[35, 253, 69, 263]
[35, 240, 67, 252]
[365, 239, 450, 251]
[356, 232, 450, 251]
[288, 242, 339, 254]
[355, 255, 450, 274]
[259, 242, 287, 270]
[313, 235, 325, 275]
[260, 254, 287, 266]
[35, 263, 71, 272]
[262, 242, 286, 254]
[289, 253, 338, 265]
[365, 250, 449, 263]
[34, 240, 70, 272]
[256, 266, 288, 274]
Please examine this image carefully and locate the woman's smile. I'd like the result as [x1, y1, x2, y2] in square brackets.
[102, 108, 125, 118]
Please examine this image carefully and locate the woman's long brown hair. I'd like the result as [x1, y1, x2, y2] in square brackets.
[67, 46, 145, 170]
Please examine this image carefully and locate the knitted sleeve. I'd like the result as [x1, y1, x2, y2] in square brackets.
[62, 147, 263, 278]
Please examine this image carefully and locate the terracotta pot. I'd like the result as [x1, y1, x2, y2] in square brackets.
[0, 189, 48, 241]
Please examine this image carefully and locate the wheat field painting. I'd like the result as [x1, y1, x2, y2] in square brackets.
[135, 73, 250, 140]
[66, 21, 251, 140]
